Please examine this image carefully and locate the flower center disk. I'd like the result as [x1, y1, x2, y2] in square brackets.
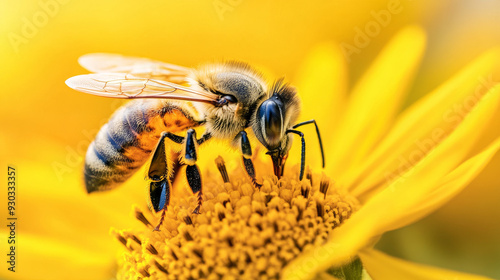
[114, 168, 359, 280]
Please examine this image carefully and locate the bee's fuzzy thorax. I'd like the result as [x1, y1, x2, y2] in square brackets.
[191, 61, 269, 140]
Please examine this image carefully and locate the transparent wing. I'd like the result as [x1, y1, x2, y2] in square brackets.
[66, 73, 218, 104]
[78, 53, 191, 83]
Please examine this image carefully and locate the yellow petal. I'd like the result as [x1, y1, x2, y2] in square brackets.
[293, 42, 347, 166]
[359, 249, 493, 280]
[328, 26, 426, 176]
[348, 48, 500, 198]
[348, 86, 500, 239]
[12, 157, 143, 235]
[282, 85, 500, 280]
[386, 136, 500, 231]
[282, 220, 377, 280]
[316, 273, 341, 280]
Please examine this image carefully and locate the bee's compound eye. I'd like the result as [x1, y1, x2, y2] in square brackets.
[257, 98, 284, 149]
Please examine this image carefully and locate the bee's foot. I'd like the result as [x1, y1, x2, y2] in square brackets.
[152, 208, 167, 231]
[193, 206, 201, 214]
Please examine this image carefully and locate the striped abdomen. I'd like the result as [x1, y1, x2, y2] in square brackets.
[84, 99, 202, 193]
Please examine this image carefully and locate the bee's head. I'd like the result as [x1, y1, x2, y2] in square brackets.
[251, 80, 301, 178]
[194, 62, 268, 138]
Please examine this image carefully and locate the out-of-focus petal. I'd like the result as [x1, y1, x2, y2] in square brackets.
[0, 233, 116, 280]
[348, 49, 500, 199]
[360, 249, 493, 280]
[385, 136, 500, 231]
[13, 160, 143, 237]
[282, 221, 376, 280]
[328, 26, 426, 177]
[343, 86, 500, 241]
[294, 42, 347, 158]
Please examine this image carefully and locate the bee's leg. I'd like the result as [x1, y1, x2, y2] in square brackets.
[147, 132, 175, 231]
[292, 119, 325, 168]
[154, 129, 210, 215]
[286, 130, 306, 181]
[150, 179, 171, 231]
[238, 131, 262, 189]
[186, 165, 202, 214]
[183, 129, 209, 214]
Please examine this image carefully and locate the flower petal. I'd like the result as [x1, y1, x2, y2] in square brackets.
[14, 158, 143, 237]
[342, 86, 500, 244]
[294, 42, 347, 159]
[348, 49, 500, 198]
[282, 220, 377, 280]
[385, 136, 500, 231]
[328, 26, 426, 176]
[359, 249, 493, 280]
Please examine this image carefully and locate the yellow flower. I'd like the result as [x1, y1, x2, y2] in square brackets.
[2, 23, 500, 280]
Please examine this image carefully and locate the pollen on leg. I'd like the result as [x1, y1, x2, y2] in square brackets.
[115, 165, 359, 280]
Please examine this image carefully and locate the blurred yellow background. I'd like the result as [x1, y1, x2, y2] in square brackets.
[1, 0, 500, 279]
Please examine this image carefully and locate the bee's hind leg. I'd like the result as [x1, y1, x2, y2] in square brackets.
[183, 129, 211, 214]
[238, 131, 262, 189]
[150, 179, 170, 231]
[148, 132, 176, 231]
[186, 164, 202, 214]
[151, 129, 210, 215]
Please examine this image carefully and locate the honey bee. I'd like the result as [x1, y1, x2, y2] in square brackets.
[66, 53, 324, 230]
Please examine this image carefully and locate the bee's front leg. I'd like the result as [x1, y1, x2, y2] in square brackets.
[237, 131, 262, 189]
